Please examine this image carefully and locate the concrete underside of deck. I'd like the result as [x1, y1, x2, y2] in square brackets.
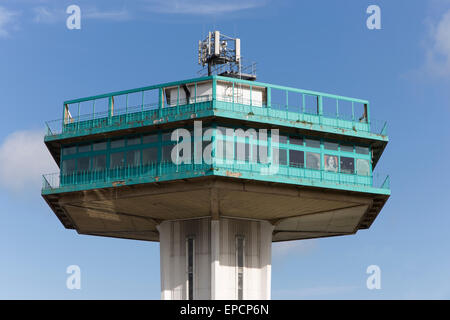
[42, 176, 388, 242]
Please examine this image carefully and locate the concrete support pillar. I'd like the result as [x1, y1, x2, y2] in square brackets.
[158, 217, 274, 300]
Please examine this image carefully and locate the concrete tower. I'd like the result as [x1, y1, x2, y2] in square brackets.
[42, 32, 390, 300]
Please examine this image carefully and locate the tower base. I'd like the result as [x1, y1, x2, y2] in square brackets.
[158, 217, 273, 300]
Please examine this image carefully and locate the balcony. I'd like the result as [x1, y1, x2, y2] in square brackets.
[42, 160, 390, 196]
[44, 76, 388, 142]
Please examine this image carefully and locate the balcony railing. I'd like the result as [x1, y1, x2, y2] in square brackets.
[42, 161, 390, 195]
[45, 94, 387, 139]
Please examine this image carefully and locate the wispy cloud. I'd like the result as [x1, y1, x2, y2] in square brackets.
[0, 6, 18, 38]
[0, 130, 57, 192]
[423, 9, 450, 76]
[32, 5, 131, 24]
[144, 0, 267, 15]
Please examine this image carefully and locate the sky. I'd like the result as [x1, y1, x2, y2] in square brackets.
[0, 0, 450, 299]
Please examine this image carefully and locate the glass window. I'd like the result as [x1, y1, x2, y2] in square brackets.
[93, 142, 107, 151]
[305, 139, 320, 148]
[187, 238, 195, 300]
[290, 136, 303, 146]
[306, 152, 321, 170]
[142, 147, 158, 165]
[92, 154, 106, 170]
[324, 141, 339, 151]
[162, 132, 173, 141]
[143, 134, 158, 144]
[62, 159, 76, 175]
[162, 145, 173, 162]
[274, 148, 287, 166]
[78, 144, 91, 153]
[356, 146, 370, 155]
[236, 237, 244, 301]
[340, 156, 355, 174]
[127, 150, 140, 167]
[289, 150, 304, 168]
[77, 157, 90, 172]
[278, 135, 288, 144]
[324, 154, 338, 172]
[63, 146, 76, 156]
[127, 137, 141, 146]
[110, 152, 125, 168]
[356, 159, 371, 176]
[111, 139, 125, 148]
[341, 144, 354, 153]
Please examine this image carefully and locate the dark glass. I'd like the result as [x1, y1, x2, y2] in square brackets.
[289, 150, 304, 168]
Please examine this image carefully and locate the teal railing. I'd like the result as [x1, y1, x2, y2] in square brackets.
[42, 161, 390, 194]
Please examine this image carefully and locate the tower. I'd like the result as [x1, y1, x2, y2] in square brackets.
[42, 31, 390, 300]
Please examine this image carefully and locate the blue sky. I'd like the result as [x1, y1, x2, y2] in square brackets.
[0, 0, 450, 299]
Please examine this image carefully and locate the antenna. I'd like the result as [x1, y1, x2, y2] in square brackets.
[198, 30, 256, 81]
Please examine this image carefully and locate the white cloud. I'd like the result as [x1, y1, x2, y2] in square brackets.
[425, 9, 450, 76]
[0, 6, 18, 38]
[32, 6, 131, 24]
[272, 239, 317, 258]
[84, 7, 131, 21]
[0, 130, 58, 192]
[32, 6, 61, 24]
[145, 0, 267, 15]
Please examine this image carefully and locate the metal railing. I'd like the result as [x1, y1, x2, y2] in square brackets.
[42, 160, 390, 193]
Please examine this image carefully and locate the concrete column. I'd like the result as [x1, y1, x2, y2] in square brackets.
[158, 217, 274, 300]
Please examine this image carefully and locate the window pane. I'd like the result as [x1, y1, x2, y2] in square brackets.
[356, 159, 370, 176]
[77, 157, 90, 172]
[162, 132, 173, 141]
[306, 152, 321, 169]
[356, 146, 370, 155]
[78, 144, 90, 153]
[274, 148, 287, 166]
[340, 156, 354, 174]
[62, 159, 76, 174]
[127, 137, 141, 146]
[278, 135, 288, 144]
[341, 144, 353, 153]
[324, 141, 338, 151]
[290, 136, 303, 146]
[92, 154, 106, 170]
[305, 139, 320, 148]
[63, 146, 76, 155]
[111, 139, 125, 148]
[162, 145, 173, 162]
[289, 150, 304, 168]
[110, 152, 125, 168]
[93, 142, 107, 151]
[324, 155, 338, 172]
[143, 134, 158, 144]
[127, 150, 140, 167]
[142, 147, 158, 165]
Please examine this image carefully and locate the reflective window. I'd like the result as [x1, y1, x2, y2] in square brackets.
[340, 157, 355, 174]
[63, 146, 76, 156]
[62, 159, 76, 174]
[356, 159, 371, 176]
[324, 141, 339, 151]
[111, 139, 125, 148]
[77, 157, 90, 172]
[162, 132, 173, 141]
[278, 135, 288, 144]
[306, 152, 321, 170]
[324, 154, 338, 172]
[78, 144, 91, 153]
[290, 136, 303, 146]
[289, 150, 304, 168]
[356, 146, 370, 155]
[305, 139, 320, 148]
[110, 152, 125, 168]
[142, 147, 158, 165]
[92, 154, 106, 170]
[143, 134, 158, 144]
[127, 150, 140, 167]
[162, 145, 173, 162]
[93, 142, 107, 151]
[341, 145, 354, 153]
[127, 137, 141, 146]
[274, 148, 287, 166]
